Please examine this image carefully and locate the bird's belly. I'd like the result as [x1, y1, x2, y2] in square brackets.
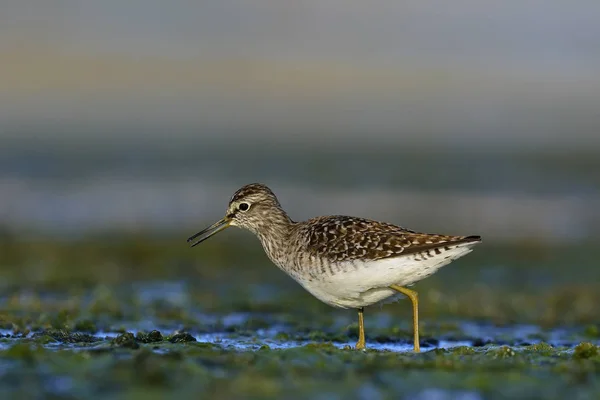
[297, 281, 399, 309]
[288, 244, 475, 309]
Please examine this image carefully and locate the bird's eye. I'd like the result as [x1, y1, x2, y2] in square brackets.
[238, 202, 250, 211]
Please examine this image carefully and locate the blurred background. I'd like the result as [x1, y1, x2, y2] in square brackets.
[1, 0, 599, 244]
[1, 0, 600, 303]
[1, 2, 600, 397]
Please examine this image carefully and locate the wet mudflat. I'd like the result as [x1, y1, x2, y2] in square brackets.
[0, 235, 599, 399]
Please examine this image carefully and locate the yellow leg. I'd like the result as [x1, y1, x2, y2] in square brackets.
[355, 307, 366, 350]
[390, 284, 420, 353]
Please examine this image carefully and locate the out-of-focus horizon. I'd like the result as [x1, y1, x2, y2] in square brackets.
[1, 1, 599, 243]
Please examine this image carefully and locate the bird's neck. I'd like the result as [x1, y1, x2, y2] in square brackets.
[251, 209, 295, 266]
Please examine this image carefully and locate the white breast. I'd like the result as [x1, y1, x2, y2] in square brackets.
[293, 241, 478, 309]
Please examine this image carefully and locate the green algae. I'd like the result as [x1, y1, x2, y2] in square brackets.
[74, 319, 98, 333]
[168, 333, 197, 343]
[584, 325, 600, 338]
[573, 342, 599, 359]
[448, 346, 476, 356]
[0, 237, 600, 398]
[0, 334, 599, 399]
[136, 330, 164, 343]
[36, 329, 98, 344]
[5, 343, 46, 363]
[525, 342, 555, 356]
[112, 332, 140, 349]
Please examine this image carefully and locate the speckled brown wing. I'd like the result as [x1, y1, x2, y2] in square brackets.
[299, 215, 480, 262]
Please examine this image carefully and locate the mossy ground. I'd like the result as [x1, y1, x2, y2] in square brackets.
[0, 234, 599, 399]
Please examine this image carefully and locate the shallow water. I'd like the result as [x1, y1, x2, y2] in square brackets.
[1, 318, 598, 399]
[1, 239, 599, 398]
[1, 317, 596, 353]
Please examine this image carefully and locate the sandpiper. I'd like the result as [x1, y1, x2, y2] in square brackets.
[188, 183, 481, 352]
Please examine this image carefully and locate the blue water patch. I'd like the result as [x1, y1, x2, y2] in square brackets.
[1, 321, 596, 353]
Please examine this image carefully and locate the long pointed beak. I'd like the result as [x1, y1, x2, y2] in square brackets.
[187, 216, 232, 247]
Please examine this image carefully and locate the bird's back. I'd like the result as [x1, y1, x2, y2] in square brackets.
[292, 215, 479, 263]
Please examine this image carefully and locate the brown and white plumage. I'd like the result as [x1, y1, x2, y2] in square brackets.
[286, 215, 480, 308]
[188, 183, 481, 351]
